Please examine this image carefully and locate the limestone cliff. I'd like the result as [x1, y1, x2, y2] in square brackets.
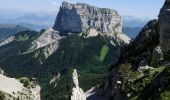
[159, 0, 170, 54]
[53, 2, 122, 37]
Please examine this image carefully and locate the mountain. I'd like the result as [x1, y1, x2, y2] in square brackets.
[99, 1, 170, 100]
[122, 16, 150, 38]
[0, 1, 169, 100]
[0, 10, 56, 31]
[0, 9, 28, 21]
[0, 2, 129, 100]
[122, 16, 150, 28]
[103, 19, 160, 99]
[122, 27, 142, 39]
[0, 24, 30, 40]
[9, 13, 56, 31]
[54, 2, 122, 35]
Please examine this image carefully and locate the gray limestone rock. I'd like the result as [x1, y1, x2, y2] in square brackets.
[53, 2, 122, 36]
[71, 69, 86, 100]
[159, 0, 170, 54]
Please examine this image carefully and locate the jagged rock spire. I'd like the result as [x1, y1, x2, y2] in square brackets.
[71, 69, 86, 100]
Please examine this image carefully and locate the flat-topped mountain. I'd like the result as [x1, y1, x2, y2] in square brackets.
[53, 2, 122, 37]
[0, 1, 130, 100]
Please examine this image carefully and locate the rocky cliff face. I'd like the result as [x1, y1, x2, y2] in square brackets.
[103, 19, 160, 100]
[159, 0, 170, 54]
[53, 2, 122, 36]
[71, 69, 86, 100]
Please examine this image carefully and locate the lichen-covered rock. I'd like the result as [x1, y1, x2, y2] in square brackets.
[53, 2, 122, 36]
[71, 69, 86, 100]
[159, 0, 170, 54]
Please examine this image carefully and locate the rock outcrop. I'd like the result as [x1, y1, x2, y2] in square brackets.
[71, 69, 86, 100]
[159, 0, 170, 54]
[0, 36, 15, 47]
[26, 28, 62, 62]
[53, 2, 122, 37]
[0, 74, 41, 100]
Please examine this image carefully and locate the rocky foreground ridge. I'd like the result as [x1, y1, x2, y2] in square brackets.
[100, 1, 170, 100]
[0, 69, 41, 100]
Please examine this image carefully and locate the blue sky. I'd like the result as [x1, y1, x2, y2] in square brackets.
[0, 0, 164, 18]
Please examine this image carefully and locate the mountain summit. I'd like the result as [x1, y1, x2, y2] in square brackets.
[53, 2, 122, 37]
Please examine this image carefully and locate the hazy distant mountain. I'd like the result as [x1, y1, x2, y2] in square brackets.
[122, 16, 150, 38]
[122, 15, 150, 27]
[0, 9, 56, 31]
[9, 13, 56, 30]
[0, 9, 27, 21]
[0, 24, 30, 40]
[123, 27, 142, 38]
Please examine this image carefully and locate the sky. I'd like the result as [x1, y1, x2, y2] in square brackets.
[0, 0, 164, 18]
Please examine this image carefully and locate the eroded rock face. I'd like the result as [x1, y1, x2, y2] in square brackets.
[53, 2, 122, 36]
[159, 0, 170, 54]
[0, 74, 41, 100]
[71, 69, 86, 100]
[29, 28, 62, 52]
[0, 36, 15, 47]
[26, 28, 62, 62]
